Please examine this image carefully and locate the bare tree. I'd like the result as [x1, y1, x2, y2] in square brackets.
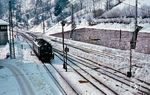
[34, 0, 43, 25]
[105, 0, 113, 11]
[106, 0, 110, 11]
[118, 0, 121, 3]
[50, 1, 53, 22]
[46, 0, 53, 22]
[92, 0, 96, 11]
[79, 0, 83, 10]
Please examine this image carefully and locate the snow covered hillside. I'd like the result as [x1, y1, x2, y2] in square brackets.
[2, 0, 150, 34]
[102, 0, 150, 18]
[25, 0, 150, 35]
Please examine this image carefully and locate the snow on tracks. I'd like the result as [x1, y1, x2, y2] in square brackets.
[0, 63, 36, 95]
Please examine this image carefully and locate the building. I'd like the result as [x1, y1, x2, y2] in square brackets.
[0, 19, 9, 45]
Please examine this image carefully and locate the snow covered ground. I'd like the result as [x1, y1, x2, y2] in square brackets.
[0, 31, 150, 95]
[0, 35, 62, 95]
[28, 0, 150, 35]
[49, 36, 150, 82]
[29, 16, 150, 36]
[1, 0, 150, 94]
[46, 36, 150, 95]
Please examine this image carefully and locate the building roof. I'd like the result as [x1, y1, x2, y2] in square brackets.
[0, 19, 9, 25]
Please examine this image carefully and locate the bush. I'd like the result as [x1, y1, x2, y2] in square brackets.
[93, 9, 104, 18]
[141, 5, 150, 18]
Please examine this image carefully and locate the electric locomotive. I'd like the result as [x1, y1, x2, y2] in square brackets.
[33, 38, 54, 62]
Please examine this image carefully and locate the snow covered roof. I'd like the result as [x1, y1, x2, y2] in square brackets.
[0, 19, 9, 25]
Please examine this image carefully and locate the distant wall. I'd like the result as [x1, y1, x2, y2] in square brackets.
[51, 28, 150, 54]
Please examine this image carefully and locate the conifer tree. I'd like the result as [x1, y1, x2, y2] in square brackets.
[54, 0, 69, 16]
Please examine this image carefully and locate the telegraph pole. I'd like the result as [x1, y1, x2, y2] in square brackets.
[127, 0, 139, 77]
[106, 0, 110, 11]
[92, 0, 95, 12]
[9, 0, 15, 59]
[61, 21, 67, 71]
[12, 4, 15, 59]
[135, 0, 138, 29]
[9, 1, 12, 59]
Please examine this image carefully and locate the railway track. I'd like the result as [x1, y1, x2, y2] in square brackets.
[54, 49, 119, 95]
[50, 37, 150, 87]
[20, 33, 150, 94]
[41, 61, 78, 95]
[20, 33, 79, 95]
[0, 63, 36, 95]
[45, 62, 81, 95]
[51, 37, 149, 67]
[69, 54, 150, 95]
[78, 56, 150, 90]
[54, 48, 150, 95]
[21, 33, 113, 95]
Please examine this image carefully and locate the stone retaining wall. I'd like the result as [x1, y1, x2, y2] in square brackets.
[51, 28, 150, 54]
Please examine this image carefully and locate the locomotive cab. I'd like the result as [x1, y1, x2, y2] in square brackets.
[33, 38, 54, 62]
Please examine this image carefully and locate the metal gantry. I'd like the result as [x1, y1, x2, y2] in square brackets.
[9, 0, 15, 59]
